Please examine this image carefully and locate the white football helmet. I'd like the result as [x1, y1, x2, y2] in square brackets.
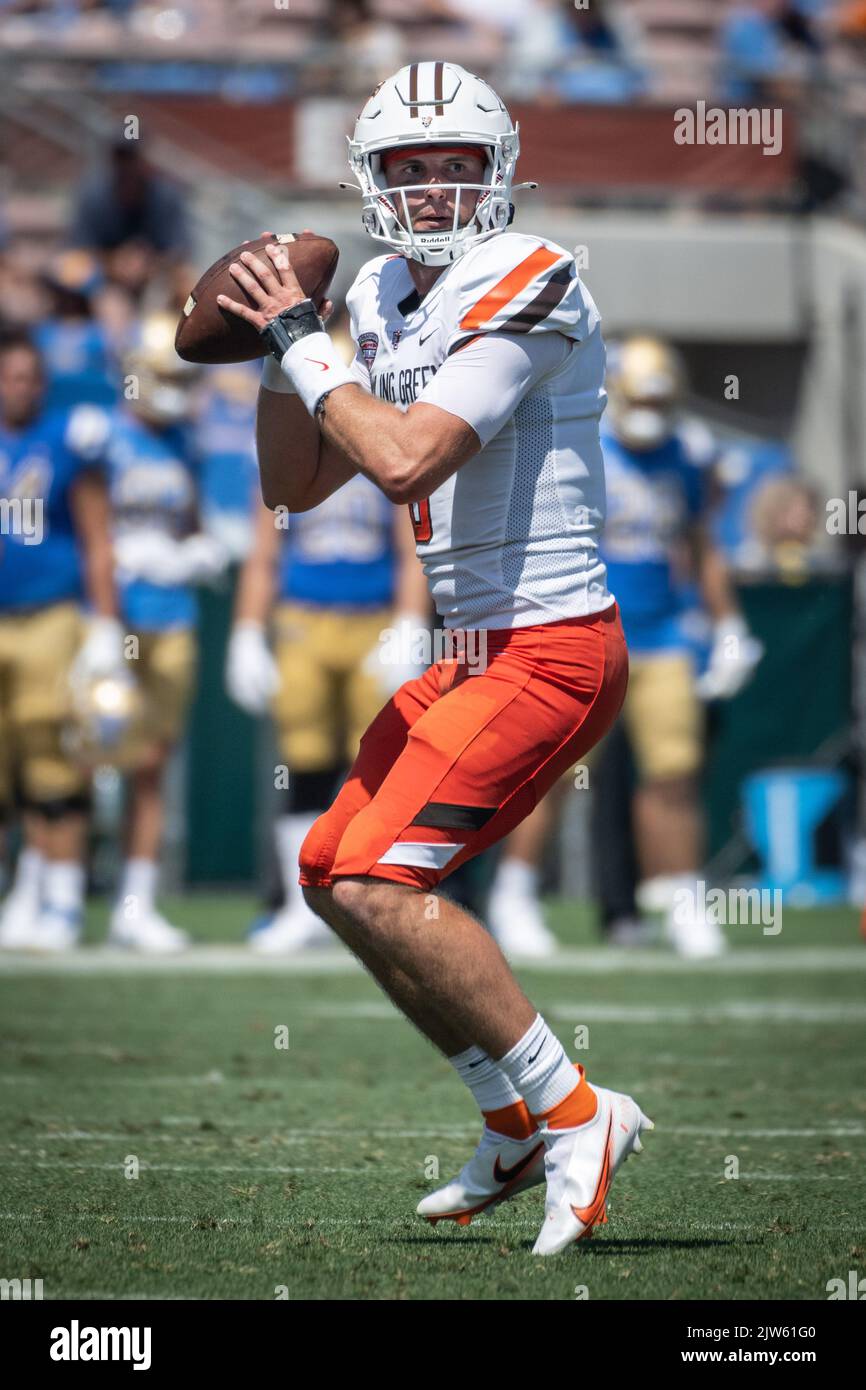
[346, 62, 528, 268]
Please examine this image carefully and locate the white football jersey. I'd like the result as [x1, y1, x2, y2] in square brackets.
[345, 231, 613, 630]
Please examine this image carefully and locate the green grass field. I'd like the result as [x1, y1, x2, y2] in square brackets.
[1, 897, 864, 1301]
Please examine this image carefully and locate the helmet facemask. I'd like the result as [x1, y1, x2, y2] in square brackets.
[348, 134, 518, 267]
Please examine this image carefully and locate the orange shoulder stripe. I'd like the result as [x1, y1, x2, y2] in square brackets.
[459, 246, 563, 331]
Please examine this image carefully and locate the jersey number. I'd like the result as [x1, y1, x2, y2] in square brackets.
[408, 498, 433, 544]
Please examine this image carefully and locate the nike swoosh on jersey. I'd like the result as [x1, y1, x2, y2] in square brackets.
[492, 1142, 544, 1185]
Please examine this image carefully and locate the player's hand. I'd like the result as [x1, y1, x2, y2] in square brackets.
[225, 621, 280, 715]
[695, 614, 764, 701]
[362, 613, 430, 698]
[70, 616, 126, 695]
[217, 245, 308, 332]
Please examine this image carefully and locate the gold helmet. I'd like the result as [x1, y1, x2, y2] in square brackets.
[606, 335, 685, 451]
[123, 311, 198, 425]
[63, 669, 144, 772]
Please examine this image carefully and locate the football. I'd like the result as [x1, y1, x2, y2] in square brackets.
[174, 232, 339, 365]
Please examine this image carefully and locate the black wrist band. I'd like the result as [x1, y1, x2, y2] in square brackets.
[260, 299, 324, 362]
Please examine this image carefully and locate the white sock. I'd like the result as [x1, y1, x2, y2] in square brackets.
[42, 861, 85, 917]
[496, 1014, 578, 1116]
[449, 1045, 523, 1117]
[275, 812, 319, 909]
[491, 856, 539, 900]
[117, 858, 158, 920]
[9, 847, 44, 904]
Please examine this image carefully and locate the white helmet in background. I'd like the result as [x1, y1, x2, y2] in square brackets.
[346, 62, 522, 267]
[606, 336, 685, 452]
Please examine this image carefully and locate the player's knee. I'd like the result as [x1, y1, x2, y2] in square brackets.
[301, 884, 332, 921]
[331, 876, 369, 919]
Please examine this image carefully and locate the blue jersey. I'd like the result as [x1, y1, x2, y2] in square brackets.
[193, 368, 259, 553]
[34, 318, 118, 412]
[600, 423, 710, 652]
[278, 474, 395, 609]
[0, 406, 99, 613]
[104, 408, 199, 631]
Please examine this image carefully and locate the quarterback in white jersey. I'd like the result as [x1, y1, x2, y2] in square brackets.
[218, 61, 651, 1255]
[344, 231, 610, 629]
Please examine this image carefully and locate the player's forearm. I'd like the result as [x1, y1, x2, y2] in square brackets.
[71, 474, 117, 619]
[256, 387, 323, 511]
[697, 533, 739, 621]
[234, 544, 275, 627]
[82, 539, 117, 619]
[319, 387, 468, 505]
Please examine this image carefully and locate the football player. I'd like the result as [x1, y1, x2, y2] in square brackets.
[217, 63, 652, 1254]
[598, 335, 763, 955]
[95, 312, 226, 951]
[0, 332, 124, 950]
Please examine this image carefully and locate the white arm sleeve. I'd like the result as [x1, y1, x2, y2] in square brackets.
[417, 330, 572, 446]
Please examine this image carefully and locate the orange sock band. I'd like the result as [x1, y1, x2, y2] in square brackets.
[532, 1065, 598, 1131]
[482, 1098, 537, 1140]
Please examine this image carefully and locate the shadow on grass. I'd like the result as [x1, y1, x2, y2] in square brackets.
[390, 1233, 761, 1253]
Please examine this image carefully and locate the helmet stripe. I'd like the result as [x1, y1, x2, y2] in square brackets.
[409, 62, 418, 117]
[434, 60, 444, 116]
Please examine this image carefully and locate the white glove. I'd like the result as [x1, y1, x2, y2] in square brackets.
[70, 615, 126, 694]
[362, 612, 430, 698]
[695, 614, 764, 701]
[114, 531, 228, 587]
[225, 621, 280, 715]
[177, 533, 229, 585]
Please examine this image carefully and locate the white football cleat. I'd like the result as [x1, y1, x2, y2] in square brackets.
[108, 906, 188, 954]
[532, 1074, 654, 1256]
[665, 900, 726, 959]
[487, 889, 558, 959]
[248, 904, 332, 954]
[29, 907, 83, 953]
[0, 894, 41, 949]
[417, 1126, 546, 1226]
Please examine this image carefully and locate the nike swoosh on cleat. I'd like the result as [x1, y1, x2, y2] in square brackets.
[493, 1141, 544, 1185]
[570, 1113, 614, 1232]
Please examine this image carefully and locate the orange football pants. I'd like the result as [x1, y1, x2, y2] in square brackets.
[298, 602, 628, 893]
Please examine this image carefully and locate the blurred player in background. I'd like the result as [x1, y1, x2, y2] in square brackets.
[597, 334, 762, 955]
[226, 310, 430, 953]
[484, 335, 764, 958]
[33, 250, 119, 413]
[0, 332, 124, 950]
[193, 362, 260, 563]
[92, 312, 227, 951]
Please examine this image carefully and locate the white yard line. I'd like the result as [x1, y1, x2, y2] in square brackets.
[4, 1123, 864, 1145]
[0, 945, 864, 976]
[3, 996, 865, 1041]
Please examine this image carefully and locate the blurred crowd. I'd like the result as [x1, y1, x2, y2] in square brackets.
[0, 1, 863, 105]
[0, 127, 842, 960]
